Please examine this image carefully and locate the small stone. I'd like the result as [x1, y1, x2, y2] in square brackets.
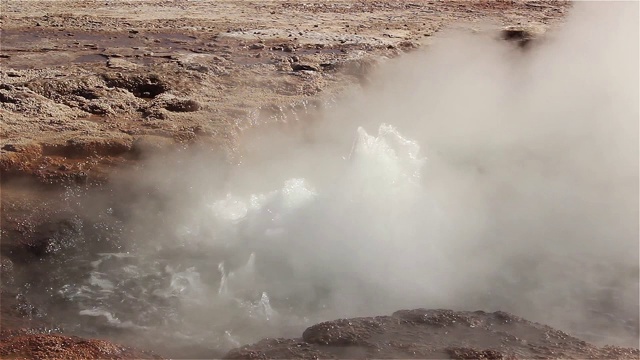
[2, 144, 18, 152]
[319, 63, 336, 71]
[164, 98, 201, 112]
[282, 44, 295, 52]
[291, 63, 318, 72]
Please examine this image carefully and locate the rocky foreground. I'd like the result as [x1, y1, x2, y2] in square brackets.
[1, 309, 637, 359]
[0, 329, 161, 359]
[226, 309, 639, 359]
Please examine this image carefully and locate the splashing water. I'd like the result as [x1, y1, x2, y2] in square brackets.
[51, 120, 637, 354]
[54, 124, 444, 353]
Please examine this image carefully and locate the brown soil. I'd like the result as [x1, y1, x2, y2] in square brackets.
[1, 0, 570, 185]
[226, 309, 640, 359]
[0, 329, 161, 359]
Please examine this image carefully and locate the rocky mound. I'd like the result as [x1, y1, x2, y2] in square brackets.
[226, 309, 639, 359]
[0, 330, 161, 360]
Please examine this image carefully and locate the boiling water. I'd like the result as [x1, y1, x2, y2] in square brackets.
[10, 118, 637, 356]
[10, 2, 639, 353]
[39, 123, 637, 355]
[50, 124, 448, 354]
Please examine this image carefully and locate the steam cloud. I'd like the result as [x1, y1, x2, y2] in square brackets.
[79, 1, 638, 353]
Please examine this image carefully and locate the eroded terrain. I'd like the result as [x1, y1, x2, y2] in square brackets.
[1, 0, 568, 183]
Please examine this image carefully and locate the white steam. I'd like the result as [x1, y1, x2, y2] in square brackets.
[65, 1, 638, 354]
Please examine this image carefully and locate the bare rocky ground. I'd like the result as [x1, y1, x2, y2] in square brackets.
[0, 0, 568, 184]
[3, 1, 638, 359]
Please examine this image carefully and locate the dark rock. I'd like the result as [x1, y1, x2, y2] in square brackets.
[291, 64, 318, 72]
[501, 27, 537, 49]
[2, 144, 18, 152]
[83, 103, 111, 115]
[302, 317, 384, 346]
[102, 73, 169, 99]
[164, 98, 200, 112]
[226, 309, 640, 359]
[446, 347, 512, 360]
[0, 92, 19, 104]
[319, 63, 336, 71]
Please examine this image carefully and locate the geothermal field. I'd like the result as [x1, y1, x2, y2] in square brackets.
[0, 1, 638, 359]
